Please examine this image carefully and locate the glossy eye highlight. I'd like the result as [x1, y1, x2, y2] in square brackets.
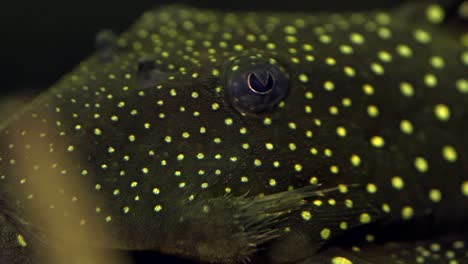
[223, 55, 289, 115]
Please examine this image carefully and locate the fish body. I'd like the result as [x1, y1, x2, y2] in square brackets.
[0, 1, 467, 263]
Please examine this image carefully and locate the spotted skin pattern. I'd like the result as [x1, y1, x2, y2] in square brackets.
[0, 1, 468, 264]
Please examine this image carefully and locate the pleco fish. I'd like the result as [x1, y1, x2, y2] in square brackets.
[0, 1, 467, 263]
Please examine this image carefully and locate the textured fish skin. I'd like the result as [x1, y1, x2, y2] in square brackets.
[0, 1, 468, 264]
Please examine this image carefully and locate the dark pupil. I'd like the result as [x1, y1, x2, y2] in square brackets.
[247, 72, 275, 94]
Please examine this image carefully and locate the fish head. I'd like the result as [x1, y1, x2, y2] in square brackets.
[2, 4, 467, 264]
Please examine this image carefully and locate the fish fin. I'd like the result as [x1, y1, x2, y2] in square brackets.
[163, 185, 341, 263]
[296, 235, 468, 264]
[265, 185, 385, 263]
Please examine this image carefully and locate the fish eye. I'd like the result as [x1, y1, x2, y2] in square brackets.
[223, 55, 289, 115]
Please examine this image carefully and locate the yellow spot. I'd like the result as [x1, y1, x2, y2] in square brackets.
[430, 243, 441, 252]
[461, 51, 468, 66]
[330, 165, 339, 174]
[456, 79, 468, 94]
[366, 234, 375, 242]
[241, 176, 249, 183]
[360, 213, 372, 224]
[434, 104, 451, 121]
[154, 205, 163, 212]
[366, 183, 378, 194]
[414, 29, 432, 44]
[391, 176, 405, 190]
[336, 126, 347, 137]
[269, 179, 277, 186]
[294, 164, 303, 172]
[345, 199, 354, 208]
[310, 147, 318, 155]
[414, 157, 429, 173]
[305, 92, 314, 100]
[224, 118, 234, 126]
[370, 136, 385, 148]
[309, 177, 318, 185]
[358, 86, 372, 99]
[305, 55, 315, 61]
[376, 12, 391, 25]
[401, 206, 414, 219]
[378, 51, 392, 62]
[152, 188, 160, 195]
[301, 211, 312, 221]
[344, 66, 356, 77]
[339, 222, 348, 230]
[424, 74, 438, 87]
[367, 105, 379, 117]
[350, 154, 361, 167]
[265, 42, 276, 50]
[442, 145, 458, 162]
[298, 74, 309, 83]
[324, 81, 335, 91]
[340, 45, 354, 54]
[94, 128, 102, 135]
[273, 161, 280, 168]
[313, 200, 323, 206]
[320, 228, 331, 240]
[429, 189, 442, 203]
[396, 44, 413, 58]
[378, 27, 392, 39]
[350, 33, 365, 44]
[399, 82, 414, 97]
[302, 43, 314, 51]
[329, 106, 339, 115]
[325, 57, 336, 65]
[370, 63, 385, 75]
[288, 122, 297, 130]
[285, 35, 297, 44]
[338, 184, 349, 194]
[17, 234, 27, 247]
[342, 98, 352, 107]
[232, 44, 243, 51]
[182, 132, 190, 138]
[430, 56, 445, 69]
[461, 181, 468, 197]
[265, 143, 274, 150]
[400, 119, 413, 135]
[331, 256, 353, 264]
[382, 203, 391, 213]
[462, 33, 468, 47]
[211, 68, 220, 77]
[284, 25, 297, 34]
[254, 159, 262, 167]
[426, 4, 445, 24]
[211, 103, 220, 111]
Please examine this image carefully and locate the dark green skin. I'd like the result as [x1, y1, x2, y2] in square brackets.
[0, 2, 467, 264]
